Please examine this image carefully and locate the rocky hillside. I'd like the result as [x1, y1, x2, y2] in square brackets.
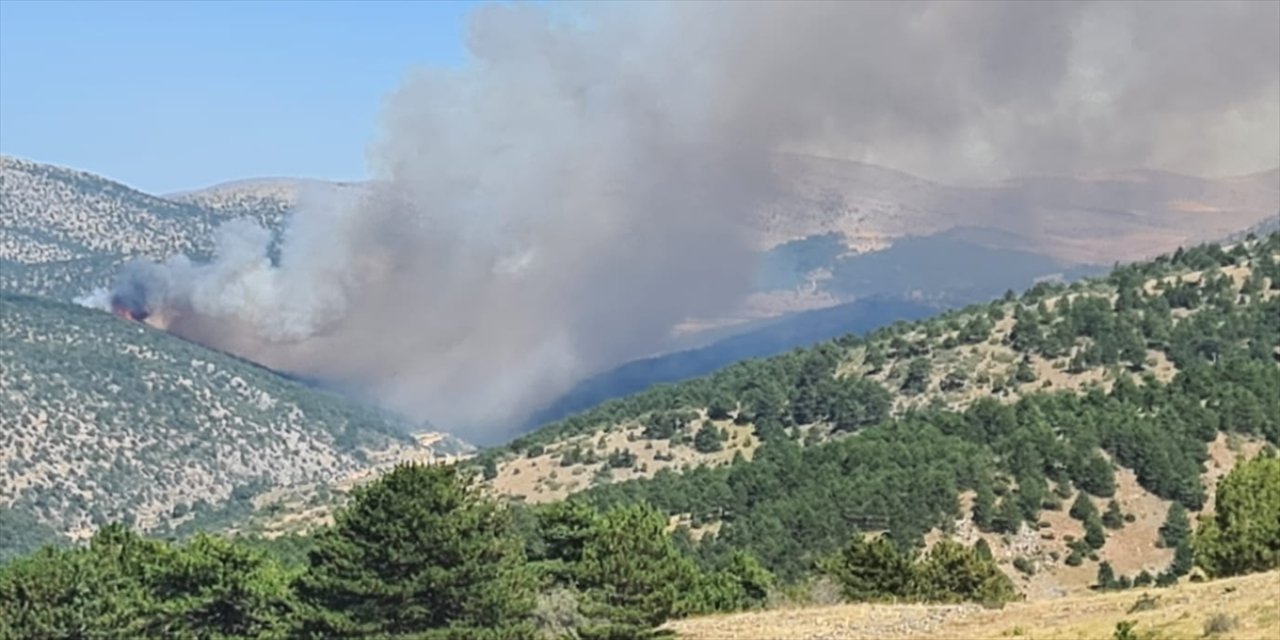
[0, 156, 227, 299]
[0, 292, 460, 556]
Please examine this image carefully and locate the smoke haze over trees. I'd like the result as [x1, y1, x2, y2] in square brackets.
[93, 1, 1280, 440]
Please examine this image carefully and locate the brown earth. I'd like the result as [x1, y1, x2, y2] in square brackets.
[666, 569, 1280, 640]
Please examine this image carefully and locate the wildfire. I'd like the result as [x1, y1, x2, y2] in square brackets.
[110, 297, 149, 323]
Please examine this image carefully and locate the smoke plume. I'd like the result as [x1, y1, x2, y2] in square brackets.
[96, 1, 1279, 441]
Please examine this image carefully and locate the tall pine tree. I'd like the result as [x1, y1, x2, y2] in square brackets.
[293, 464, 534, 638]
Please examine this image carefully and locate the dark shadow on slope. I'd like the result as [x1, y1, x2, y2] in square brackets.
[518, 295, 938, 432]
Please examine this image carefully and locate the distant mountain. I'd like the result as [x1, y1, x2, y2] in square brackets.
[0, 292, 463, 556]
[166, 177, 368, 222]
[6, 152, 1274, 311]
[762, 153, 1280, 266]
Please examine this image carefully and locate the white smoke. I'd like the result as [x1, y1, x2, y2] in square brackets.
[99, 1, 1279, 441]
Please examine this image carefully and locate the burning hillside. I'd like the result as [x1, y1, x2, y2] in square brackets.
[78, 1, 1278, 442]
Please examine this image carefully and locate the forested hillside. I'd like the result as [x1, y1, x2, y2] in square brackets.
[0, 293, 423, 557]
[471, 233, 1280, 590]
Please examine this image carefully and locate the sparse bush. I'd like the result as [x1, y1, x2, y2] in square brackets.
[1203, 612, 1238, 636]
[1113, 620, 1140, 640]
[1012, 557, 1035, 576]
[1127, 593, 1160, 613]
[1065, 549, 1084, 567]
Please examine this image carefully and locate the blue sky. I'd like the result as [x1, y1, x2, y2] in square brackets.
[0, 0, 480, 193]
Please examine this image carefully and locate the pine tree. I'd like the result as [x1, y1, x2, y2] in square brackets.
[991, 497, 1023, 535]
[693, 423, 725, 454]
[972, 483, 996, 531]
[1084, 514, 1107, 550]
[1074, 452, 1117, 498]
[1170, 540, 1194, 577]
[1095, 561, 1117, 590]
[144, 534, 296, 638]
[823, 534, 915, 601]
[974, 538, 994, 561]
[679, 551, 774, 615]
[293, 463, 533, 638]
[863, 345, 886, 373]
[532, 501, 601, 585]
[1158, 503, 1190, 548]
[1193, 456, 1280, 577]
[1102, 500, 1125, 529]
[0, 525, 296, 639]
[1014, 358, 1038, 383]
[575, 503, 699, 637]
[902, 358, 932, 394]
[1069, 493, 1097, 522]
[911, 540, 1017, 605]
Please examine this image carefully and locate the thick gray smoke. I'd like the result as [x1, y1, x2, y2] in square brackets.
[96, 1, 1279, 441]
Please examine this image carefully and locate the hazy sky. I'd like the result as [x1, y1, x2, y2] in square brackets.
[0, 0, 477, 194]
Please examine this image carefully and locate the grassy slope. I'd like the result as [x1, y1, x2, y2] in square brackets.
[666, 569, 1280, 640]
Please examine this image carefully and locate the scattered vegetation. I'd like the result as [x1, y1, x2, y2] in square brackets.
[1202, 612, 1238, 636]
[0, 292, 414, 544]
[3, 234, 1279, 637]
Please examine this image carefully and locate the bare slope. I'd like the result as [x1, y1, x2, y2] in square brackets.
[666, 569, 1280, 640]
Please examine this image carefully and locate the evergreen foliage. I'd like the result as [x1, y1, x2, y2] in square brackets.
[1193, 454, 1280, 578]
[821, 535, 1017, 605]
[1102, 500, 1125, 529]
[573, 504, 699, 638]
[292, 463, 534, 638]
[0, 524, 295, 639]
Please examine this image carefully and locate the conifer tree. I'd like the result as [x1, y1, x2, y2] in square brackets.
[1084, 514, 1107, 550]
[574, 503, 699, 638]
[823, 534, 915, 601]
[293, 463, 534, 638]
[1158, 503, 1190, 548]
[1194, 455, 1280, 577]
[1102, 500, 1125, 529]
[911, 540, 1017, 605]
[1069, 493, 1097, 521]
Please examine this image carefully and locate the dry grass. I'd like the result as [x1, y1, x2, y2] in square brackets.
[487, 416, 758, 504]
[666, 570, 1280, 640]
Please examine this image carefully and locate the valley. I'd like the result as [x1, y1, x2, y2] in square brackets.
[2, 156, 1277, 637]
[4, 3, 1280, 638]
